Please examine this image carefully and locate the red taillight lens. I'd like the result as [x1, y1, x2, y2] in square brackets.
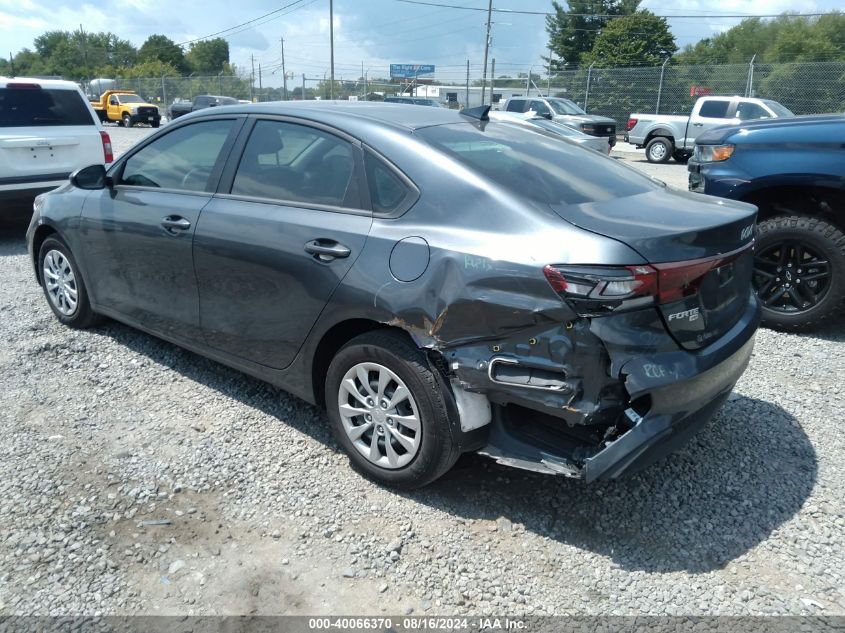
[100, 131, 113, 163]
[626, 118, 638, 131]
[544, 244, 752, 315]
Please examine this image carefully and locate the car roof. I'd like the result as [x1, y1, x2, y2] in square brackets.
[183, 100, 467, 131]
[0, 76, 82, 90]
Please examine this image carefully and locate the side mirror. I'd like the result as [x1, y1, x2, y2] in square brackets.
[71, 164, 109, 190]
[209, 102, 218, 107]
[542, 111, 553, 119]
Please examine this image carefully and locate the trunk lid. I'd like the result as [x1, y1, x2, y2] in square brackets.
[550, 188, 758, 350]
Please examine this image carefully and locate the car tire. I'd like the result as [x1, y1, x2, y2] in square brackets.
[151, 121, 160, 128]
[754, 215, 845, 330]
[38, 236, 104, 329]
[645, 137, 672, 164]
[672, 150, 690, 164]
[122, 114, 132, 128]
[325, 330, 461, 489]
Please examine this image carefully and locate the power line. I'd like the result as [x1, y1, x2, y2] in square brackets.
[391, 0, 840, 20]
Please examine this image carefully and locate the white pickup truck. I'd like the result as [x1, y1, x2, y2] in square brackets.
[625, 96, 793, 163]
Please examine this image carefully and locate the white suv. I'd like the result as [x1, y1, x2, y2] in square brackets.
[0, 77, 112, 213]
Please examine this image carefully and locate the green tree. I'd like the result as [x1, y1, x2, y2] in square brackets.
[186, 38, 229, 74]
[545, 0, 640, 68]
[584, 11, 677, 67]
[138, 35, 187, 73]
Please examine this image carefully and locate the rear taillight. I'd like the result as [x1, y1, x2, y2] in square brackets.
[100, 131, 113, 163]
[544, 244, 752, 316]
[626, 118, 638, 131]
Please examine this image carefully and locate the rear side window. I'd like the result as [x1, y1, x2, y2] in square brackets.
[364, 152, 413, 215]
[120, 119, 234, 191]
[697, 100, 730, 118]
[231, 120, 360, 209]
[417, 122, 658, 206]
[505, 99, 526, 113]
[0, 87, 94, 127]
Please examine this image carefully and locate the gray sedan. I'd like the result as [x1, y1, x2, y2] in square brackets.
[27, 102, 759, 488]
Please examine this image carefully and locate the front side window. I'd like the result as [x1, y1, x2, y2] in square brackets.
[120, 119, 235, 191]
[530, 100, 552, 116]
[697, 100, 730, 118]
[735, 102, 770, 121]
[231, 120, 359, 208]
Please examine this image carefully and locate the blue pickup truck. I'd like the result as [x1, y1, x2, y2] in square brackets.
[688, 115, 845, 330]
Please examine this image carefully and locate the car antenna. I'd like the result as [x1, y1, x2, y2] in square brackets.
[461, 105, 490, 121]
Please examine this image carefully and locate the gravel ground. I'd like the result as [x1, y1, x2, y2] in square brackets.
[0, 126, 843, 616]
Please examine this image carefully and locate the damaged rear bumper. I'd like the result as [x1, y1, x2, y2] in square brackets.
[476, 295, 759, 482]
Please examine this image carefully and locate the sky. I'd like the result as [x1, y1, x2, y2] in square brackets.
[0, 0, 838, 87]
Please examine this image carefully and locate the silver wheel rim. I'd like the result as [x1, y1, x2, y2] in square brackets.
[649, 142, 667, 160]
[43, 249, 79, 316]
[337, 362, 421, 469]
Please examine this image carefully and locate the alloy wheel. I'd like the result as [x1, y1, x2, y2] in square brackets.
[337, 362, 421, 469]
[42, 249, 79, 316]
[753, 240, 831, 314]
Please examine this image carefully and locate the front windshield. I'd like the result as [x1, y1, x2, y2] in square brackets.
[547, 98, 586, 115]
[763, 100, 794, 117]
[118, 94, 144, 104]
[530, 119, 580, 137]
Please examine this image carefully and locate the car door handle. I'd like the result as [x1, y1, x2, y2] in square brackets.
[304, 239, 351, 260]
[161, 216, 191, 231]
[693, 123, 704, 127]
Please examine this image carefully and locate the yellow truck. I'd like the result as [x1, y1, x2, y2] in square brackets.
[90, 90, 161, 128]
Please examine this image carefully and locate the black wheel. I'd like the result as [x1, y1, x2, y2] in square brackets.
[645, 137, 672, 164]
[753, 215, 845, 330]
[151, 120, 160, 128]
[672, 150, 690, 164]
[38, 236, 103, 328]
[325, 330, 461, 489]
[122, 113, 132, 128]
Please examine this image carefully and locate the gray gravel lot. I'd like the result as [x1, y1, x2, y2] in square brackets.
[0, 125, 843, 616]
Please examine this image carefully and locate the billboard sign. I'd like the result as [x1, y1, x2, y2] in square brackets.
[390, 64, 435, 79]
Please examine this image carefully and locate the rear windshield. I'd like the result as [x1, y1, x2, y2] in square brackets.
[0, 87, 94, 127]
[417, 122, 658, 206]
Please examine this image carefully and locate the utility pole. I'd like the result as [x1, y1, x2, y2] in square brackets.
[329, 0, 335, 100]
[302, 73, 306, 101]
[258, 64, 263, 102]
[480, 0, 493, 105]
[547, 47, 552, 96]
[281, 38, 287, 100]
[250, 54, 255, 102]
[9, 52, 14, 76]
[79, 24, 92, 88]
[465, 59, 470, 108]
[490, 58, 495, 105]
[361, 61, 365, 99]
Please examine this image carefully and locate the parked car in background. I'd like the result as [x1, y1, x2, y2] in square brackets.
[27, 101, 759, 488]
[489, 111, 611, 153]
[89, 90, 161, 128]
[383, 96, 443, 107]
[0, 77, 112, 215]
[500, 96, 617, 148]
[689, 114, 845, 330]
[627, 96, 793, 164]
[168, 95, 238, 119]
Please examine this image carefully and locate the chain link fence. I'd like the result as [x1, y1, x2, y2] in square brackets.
[547, 60, 845, 125]
[92, 60, 845, 124]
